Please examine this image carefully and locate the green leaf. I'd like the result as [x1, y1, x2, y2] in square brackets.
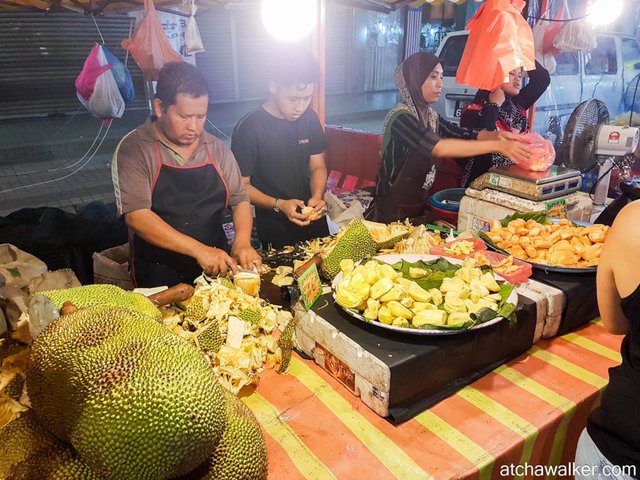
[499, 210, 551, 227]
[498, 283, 515, 305]
[470, 307, 499, 325]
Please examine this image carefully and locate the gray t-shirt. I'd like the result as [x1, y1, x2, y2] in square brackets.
[112, 118, 249, 216]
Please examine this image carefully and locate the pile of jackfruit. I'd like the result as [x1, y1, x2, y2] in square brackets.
[335, 258, 515, 330]
[0, 285, 268, 480]
[160, 275, 295, 395]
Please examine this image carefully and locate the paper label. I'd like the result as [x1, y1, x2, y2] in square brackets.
[546, 198, 567, 218]
[297, 263, 322, 310]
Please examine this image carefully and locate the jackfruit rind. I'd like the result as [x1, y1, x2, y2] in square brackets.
[27, 306, 226, 480]
[196, 320, 224, 353]
[0, 412, 102, 480]
[39, 284, 161, 321]
[321, 218, 378, 279]
[199, 391, 268, 480]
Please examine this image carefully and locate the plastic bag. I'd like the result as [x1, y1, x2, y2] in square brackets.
[121, 0, 182, 80]
[456, 0, 535, 91]
[102, 45, 135, 102]
[74, 44, 111, 101]
[553, 19, 597, 53]
[76, 45, 125, 119]
[185, 0, 205, 55]
[533, 21, 557, 74]
[513, 132, 556, 171]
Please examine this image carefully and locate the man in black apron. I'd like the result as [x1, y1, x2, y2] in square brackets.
[112, 62, 261, 288]
[231, 48, 330, 250]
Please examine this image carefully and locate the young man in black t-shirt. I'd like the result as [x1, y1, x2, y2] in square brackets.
[231, 49, 329, 249]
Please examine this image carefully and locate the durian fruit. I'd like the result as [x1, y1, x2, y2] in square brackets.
[321, 219, 378, 280]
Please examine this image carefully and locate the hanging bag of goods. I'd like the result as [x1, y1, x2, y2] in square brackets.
[75, 44, 125, 119]
[456, 0, 535, 91]
[121, 0, 182, 81]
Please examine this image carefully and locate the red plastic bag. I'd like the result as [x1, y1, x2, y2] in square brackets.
[512, 132, 556, 171]
[121, 0, 182, 80]
[456, 0, 535, 91]
[75, 44, 112, 101]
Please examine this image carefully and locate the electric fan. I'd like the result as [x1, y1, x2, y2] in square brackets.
[562, 98, 640, 206]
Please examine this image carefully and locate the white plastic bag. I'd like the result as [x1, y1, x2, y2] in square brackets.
[185, 1, 205, 55]
[553, 20, 597, 53]
[77, 45, 125, 119]
[533, 20, 557, 74]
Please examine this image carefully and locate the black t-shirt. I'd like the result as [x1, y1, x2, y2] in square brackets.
[588, 284, 640, 472]
[231, 106, 327, 202]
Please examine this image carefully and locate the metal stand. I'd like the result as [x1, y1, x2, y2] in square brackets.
[593, 157, 613, 207]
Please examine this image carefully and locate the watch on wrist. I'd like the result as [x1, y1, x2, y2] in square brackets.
[272, 198, 280, 213]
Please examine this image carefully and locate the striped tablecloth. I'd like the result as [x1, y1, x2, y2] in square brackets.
[243, 319, 622, 480]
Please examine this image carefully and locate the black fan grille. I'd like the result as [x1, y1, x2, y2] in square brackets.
[562, 99, 609, 171]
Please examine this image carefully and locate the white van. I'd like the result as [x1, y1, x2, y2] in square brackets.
[433, 31, 640, 143]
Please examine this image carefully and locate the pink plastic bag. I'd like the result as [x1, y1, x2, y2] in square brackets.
[75, 44, 112, 101]
[512, 132, 556, 171]
[121, 0, 182, 80]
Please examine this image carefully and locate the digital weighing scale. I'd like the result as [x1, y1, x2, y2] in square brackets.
[469, 164, 582, 202]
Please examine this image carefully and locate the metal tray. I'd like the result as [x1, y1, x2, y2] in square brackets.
[331, 254, 518, 336]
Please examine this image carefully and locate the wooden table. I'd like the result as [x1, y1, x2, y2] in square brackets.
[243, 319, 622, 480]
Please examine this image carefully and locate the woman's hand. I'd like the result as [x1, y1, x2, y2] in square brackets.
[195, 246, 238, 276]
[279, 199, 311, 226]
[497, 140, 532, 164]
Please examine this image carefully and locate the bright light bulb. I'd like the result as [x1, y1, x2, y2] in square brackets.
[261, 0, 318, 43]
[588, 0, 623, 26]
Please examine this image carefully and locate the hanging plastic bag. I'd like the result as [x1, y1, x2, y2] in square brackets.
[76, 45, 125, 119]
[75, 44, 112, 101]
[121, 0, 182, 80]
[102, 45, 135, 103]
[185, 0, 205, 55]
[553, 19, 597, 53]
[456, 0, 535, 91]
[541, 0, 569, 56]
[533, 20, 557, 74]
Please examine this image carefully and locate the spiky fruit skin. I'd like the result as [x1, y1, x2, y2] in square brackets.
[39, 285, 160, 321]
[183, 390, 267, 480]
[219, 277, 235, 290]
[196, 321, 223, 353]
[278, 318, 297, 373]
[321, 219, 378, 279]
[0, 412, 102, 480]
[26, 306, 226, 480]
[238, 309, 261, 325]
[185, 297, 207, 322]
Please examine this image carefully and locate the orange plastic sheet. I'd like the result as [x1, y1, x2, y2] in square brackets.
[456, 0, 535, 91]
[121, 0, 182, 81]
[244, 319, 620, 479]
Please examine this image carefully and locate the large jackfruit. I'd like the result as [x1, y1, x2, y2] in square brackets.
[0, 412, 102, 480]
[321, 219, 378, 279]
[38, 284, 160, 321]
[26, 305, 226, 480]
[187, 390, 268, 480]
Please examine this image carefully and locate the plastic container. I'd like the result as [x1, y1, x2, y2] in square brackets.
[478, 250, 533, 284]
[429, 188, 466, 225]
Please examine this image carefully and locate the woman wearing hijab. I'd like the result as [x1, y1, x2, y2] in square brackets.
[365, 52, 531, 224]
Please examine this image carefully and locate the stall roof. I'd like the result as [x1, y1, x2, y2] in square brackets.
[0, 0, 479, 15]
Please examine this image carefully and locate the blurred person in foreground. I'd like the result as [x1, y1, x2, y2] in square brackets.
[574, 200, 640, 479]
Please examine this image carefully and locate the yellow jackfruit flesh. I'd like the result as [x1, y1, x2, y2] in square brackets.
[412, 310, 447, 327]
[370, 277, 394, 299]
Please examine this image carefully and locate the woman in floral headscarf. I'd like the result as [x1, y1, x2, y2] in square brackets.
[365, 52, 531, 224]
